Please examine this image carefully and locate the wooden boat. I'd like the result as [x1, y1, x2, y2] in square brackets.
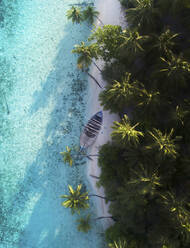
[80, 111, 103, 149]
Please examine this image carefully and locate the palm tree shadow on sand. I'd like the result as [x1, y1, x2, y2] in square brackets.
[1, 21, 105, 247]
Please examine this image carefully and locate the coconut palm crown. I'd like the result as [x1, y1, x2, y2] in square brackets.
[126, 0, 158, 31]
[153, 29, 179, 55]
[108, 239, 134, 248]
[82, 6, 103, 25]
[160, 54, 190, 87]
[160, 191, 190, 233]
[120, 29, 149, 54]
[112, 114, 144, 147]
[148, 128, 178, 159]
[60, 146, 73, 166]
[128, 164, 162, 197]
[99, 72, 141, 112]
[66, 6, 83, 24]
[61, 184, 89, 214]
[72, 41, 101, 72]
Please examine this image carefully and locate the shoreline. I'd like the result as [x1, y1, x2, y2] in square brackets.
[86, 0, 126, 229]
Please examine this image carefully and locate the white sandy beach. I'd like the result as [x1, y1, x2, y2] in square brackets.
[87, 0, 126, 229]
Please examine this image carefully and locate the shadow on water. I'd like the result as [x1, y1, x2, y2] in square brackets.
[0, 20, 104, 248]
[0, 0, 20, 36]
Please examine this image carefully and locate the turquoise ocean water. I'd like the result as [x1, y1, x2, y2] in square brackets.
[0, 0, 105, 247]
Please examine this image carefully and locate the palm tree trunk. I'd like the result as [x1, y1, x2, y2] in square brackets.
[90, 174, 100, 179]
[89, 194, 111, 201]
[92, 60, 102, 72]
[80, 154, 99, 157]
[86, 71, 103, 88]
[95, 216, 113, 220]
[96, 17, 104, 26]
[79, 153, 99, 161]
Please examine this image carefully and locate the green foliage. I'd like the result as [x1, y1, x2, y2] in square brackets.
[108, 239, 137, 248]
[111, 115, 144, 147]
[66, 5, 101, 26]
[147, 128, 178, 159]
[127, 163, 162, 197]
[135, 87, 162, 123]
[72, 41, 99, 69]
[120, 29, 149, 54]
[68, 0, 190, 247]
[82, 6, 100, 25]
[119, 0, 135, 8]
[66, 6, 83, 24]
[153, 29, 179, 55]
[89, 25, 123, 61]
[126, 0, 159, 32]
[60, 184, 89, 214]
[99, 72, 141, 112]
[160, 54, 190, 88]
[60, 146, 73, 166]
[160, 191, 190, 233]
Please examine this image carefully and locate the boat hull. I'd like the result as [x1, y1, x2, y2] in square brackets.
[80, 111, 103, 149]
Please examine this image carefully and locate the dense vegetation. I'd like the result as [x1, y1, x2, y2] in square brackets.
[65, 1, 190, 247]
[96, 0, 190, 247]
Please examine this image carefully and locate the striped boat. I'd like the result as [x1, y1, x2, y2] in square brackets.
[80, 111, 103, 149]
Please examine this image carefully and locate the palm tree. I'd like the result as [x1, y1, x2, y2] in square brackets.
[120, 29, 149, 54]
[153, 29, 179, 55]
[61, 184, 111, 214]
[137, 88, 160, 106]
[88, 25, 124, 62]
[61, 145, 99, 165]
[108, 239, 134, 248]
[169, 105, 190, 128]
[72, 42, 102, 88]
[124, 146, 150, 167]
[77, 64, 102, 89]
[76, 214, 91, 233]
[111, 114, 144, 147]
[126, 0, 158, 31]
[66, 6, 83, 24]
[147, 128, 178, 159]
[159, 191, 190, 233]
[82, 6, 104, 25]
[99, 72, 141, 112]
[72, 41, 101, 72]
[160, 54, 190, 88]
[136, 88, 161, 121]
[61, 184, 89, 214]
[128, 164, 161, 197]
[60, 146, 73, 166]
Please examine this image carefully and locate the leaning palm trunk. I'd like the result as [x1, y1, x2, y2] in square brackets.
[80, 154, 99, 157]
[95, 216, 113, 220]
[90, 174, 100, 179]
[89, 194, 111, 201]
[86, 71, 103, 88]
[92, 60, 102, 72]
[96, 16, 104, 26]
[79, 153, 99, 161]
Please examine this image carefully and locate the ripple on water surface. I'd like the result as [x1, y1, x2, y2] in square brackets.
[0, 0, 105, 247]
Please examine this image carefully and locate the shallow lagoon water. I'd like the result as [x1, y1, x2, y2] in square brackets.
[0, 0, 105, 247]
